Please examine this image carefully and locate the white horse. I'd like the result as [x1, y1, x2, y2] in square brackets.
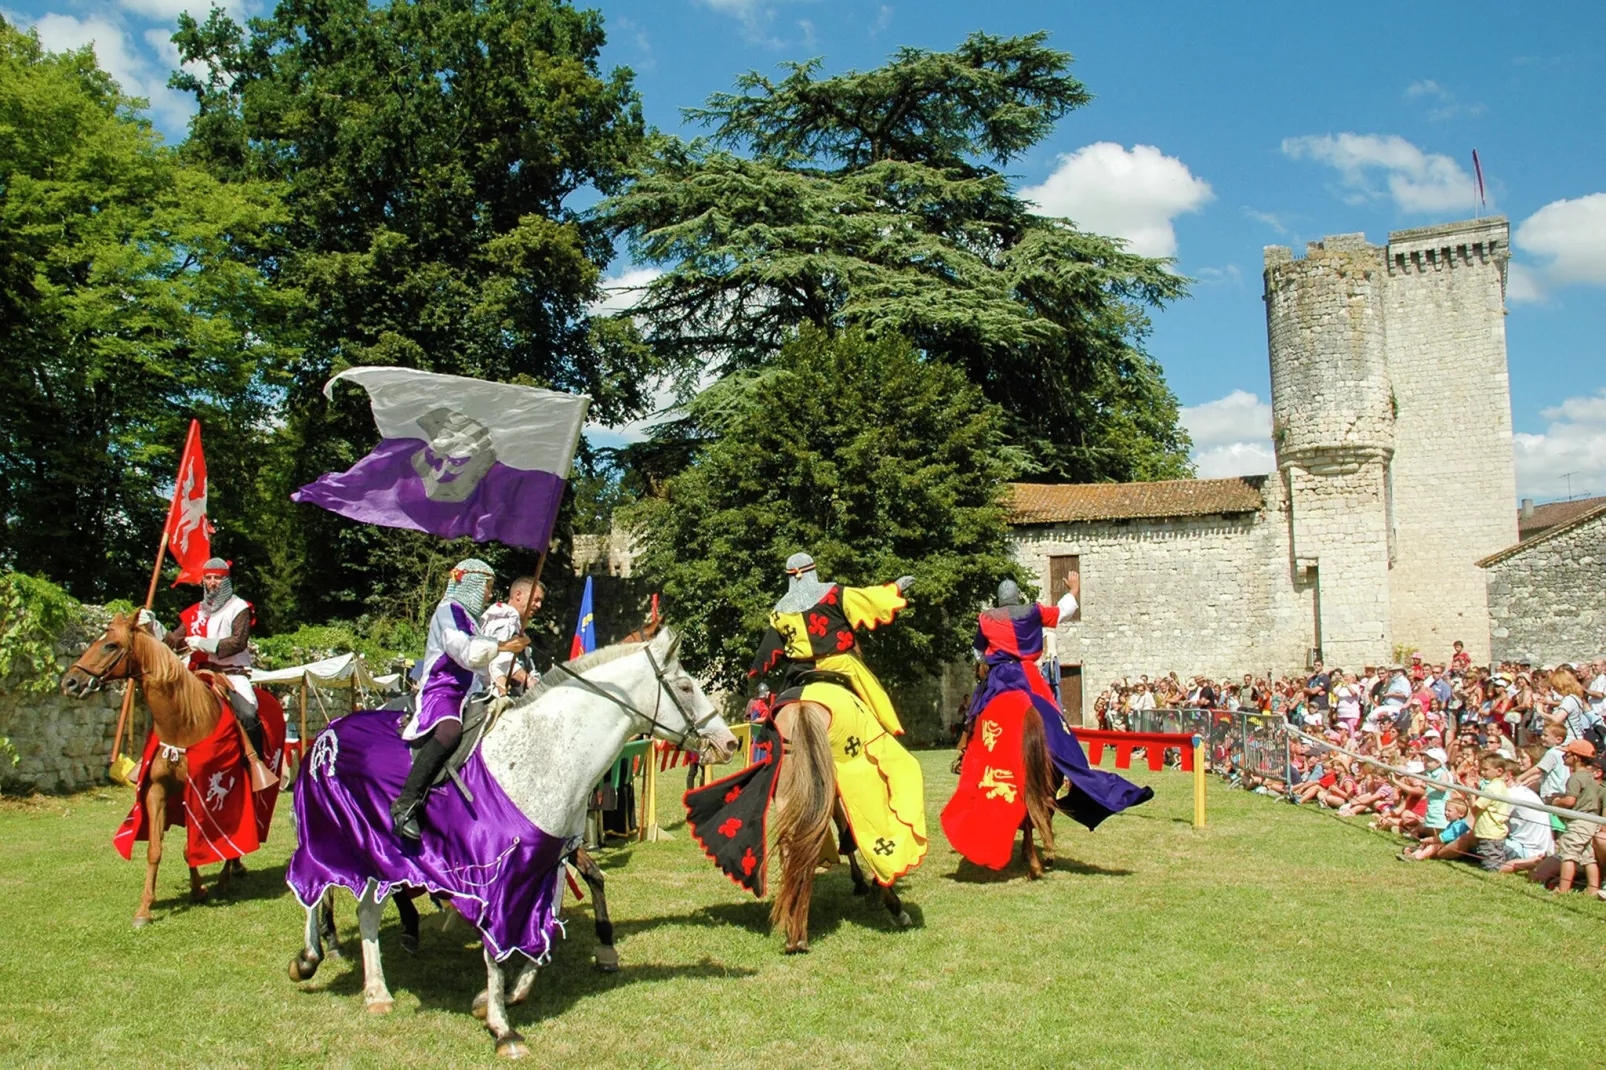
[288, 627, 736, 1058]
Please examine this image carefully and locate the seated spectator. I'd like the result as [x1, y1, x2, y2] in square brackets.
[1403, 796, 1471, 862]
[1501, 760, 1556, 875]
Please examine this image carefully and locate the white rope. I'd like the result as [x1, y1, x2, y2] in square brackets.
[1289, 725, 1606, 828]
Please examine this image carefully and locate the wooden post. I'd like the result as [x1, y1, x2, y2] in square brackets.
[1192, 734, 1207, 829]
[298, 679, 308, 754]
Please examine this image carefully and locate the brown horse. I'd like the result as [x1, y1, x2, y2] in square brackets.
[769, 701, 912, 954]
[60, 613, 283, 927]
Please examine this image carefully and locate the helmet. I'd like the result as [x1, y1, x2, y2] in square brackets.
[996, 578, 1023, 607]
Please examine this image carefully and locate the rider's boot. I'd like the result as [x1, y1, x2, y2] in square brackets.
[391, 735, 452, 842]
[226, 690, 276, 791]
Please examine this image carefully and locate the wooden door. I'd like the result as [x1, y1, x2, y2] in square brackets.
[1048, 554, 1080, 620]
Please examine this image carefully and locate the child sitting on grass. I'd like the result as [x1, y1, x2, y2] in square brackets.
[1402, 796, 1470, 861]
[1467, 754, 1515, 871]
[1549, 739, 1603, 898]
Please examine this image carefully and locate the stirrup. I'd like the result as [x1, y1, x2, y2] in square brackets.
[391, 799, 424, 842]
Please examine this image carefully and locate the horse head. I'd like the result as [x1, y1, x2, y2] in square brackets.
[60, 612, 143, 697]
[647, 627, 738, 765]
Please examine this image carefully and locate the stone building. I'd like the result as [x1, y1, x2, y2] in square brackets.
[1010, 217, 1520, 721]
[1481, 502, 1606, 666]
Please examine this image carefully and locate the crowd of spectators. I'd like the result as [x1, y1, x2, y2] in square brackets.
[1095, 647, 1606, 893]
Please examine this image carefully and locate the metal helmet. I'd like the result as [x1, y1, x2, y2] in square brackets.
[776, 551, 832, 613]
[996, 578, 1024, 607]
[445, 558, 496, 618]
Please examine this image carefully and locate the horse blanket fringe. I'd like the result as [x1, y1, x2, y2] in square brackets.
[114, 688, 286, 867]
[941, 690, 1031, 870]
[286, 710, 566, 962]
[684, 720, 781, 896]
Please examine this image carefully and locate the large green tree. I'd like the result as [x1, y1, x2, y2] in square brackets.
[603, 31, 1193, 483]
[0, 20, 291, 606]
[629, 330, 1021, 691]
[170, 0, 656, 623]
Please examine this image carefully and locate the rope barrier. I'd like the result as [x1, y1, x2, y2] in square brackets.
[1287, 725, 1606, 828]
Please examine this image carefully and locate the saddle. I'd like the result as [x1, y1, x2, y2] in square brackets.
[775, 667, 857, 706]
[398, 692, 513, 796]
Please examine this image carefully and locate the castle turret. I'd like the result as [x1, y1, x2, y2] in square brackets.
[1381, 219, 1516, 662]
[1264, 234, 1396, 668]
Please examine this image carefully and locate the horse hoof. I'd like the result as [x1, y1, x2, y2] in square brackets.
[783, 941, 809, 955]
[190, 889, 208, 904]
[131, 915, 151, 930]
[852, 883, 871, 896]
[594, 946, 620, 972]
[496, 1033, 529, 1060]
[365, 999, 394, 1016]
[289, 954, 320, 982]
[894, 910, 913, 929]
[471, 991, 489, 1020]
[400, 933, 419, 955]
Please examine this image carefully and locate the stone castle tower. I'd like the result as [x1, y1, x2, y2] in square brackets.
[1263, 218, 1518, 666]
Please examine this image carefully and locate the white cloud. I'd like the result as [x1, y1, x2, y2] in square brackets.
[870, 4, 893, 35]
[1180, 390, 1276, 478]
[1244, 208, 1289, 235]
[26, 12, 196, 132]
[1282, 133, 1476, 214]
[1405, 79, 1449, 99]
[697, 0, 798, 47]
[589, 266, 664, 317]
[1514, 389, 1606, 501]
[1020, 142, 1213, 258]
[1515, 193, 1606, 289]
[1505, 261, 1545, 304]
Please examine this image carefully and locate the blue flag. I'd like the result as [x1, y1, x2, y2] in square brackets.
[568, 576, 596, 660]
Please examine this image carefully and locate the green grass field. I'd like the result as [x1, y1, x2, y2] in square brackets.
[1, 751, 1598, 1069]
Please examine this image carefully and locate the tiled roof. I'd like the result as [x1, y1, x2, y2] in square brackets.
[1480, 501, 1606, 567]
[1519, 495, 1606, 541]
[1009, 476, 1268, 525]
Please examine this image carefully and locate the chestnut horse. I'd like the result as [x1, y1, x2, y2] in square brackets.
[60, 613, 283, 926]
[769, 700, 912, 954]
[949, 704, 1061, 879]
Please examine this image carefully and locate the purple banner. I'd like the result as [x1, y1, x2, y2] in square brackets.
[292, 438, 566, 551]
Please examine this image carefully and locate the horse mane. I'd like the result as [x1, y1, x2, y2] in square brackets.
[127, 626, 229, 737]
[519, 640, 645, 704]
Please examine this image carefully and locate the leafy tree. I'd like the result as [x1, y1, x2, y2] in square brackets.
[0, 21, 291, 608]
[169, 0, 655, 622]
[603, 31, 1193, 483]
[628, 330, 1022, 691]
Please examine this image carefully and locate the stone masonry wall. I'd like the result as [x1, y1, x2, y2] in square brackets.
[1486, 514, 1606, 666]
[1384, 219, 1517, 663]
[1010, 483, 1313, 725]
[1, 606, 121, 794]
[1285, 461, 1394, 669]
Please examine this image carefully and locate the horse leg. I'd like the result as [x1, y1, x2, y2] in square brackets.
[880, 881, 913, 929]
[319, 892, 341, 958]
[1023, 825, 1044, 881]
[356, 883, 394, 1014]
[134, 776, 169, 928]
[573, 849, 619, 972]
[394, 890, 421, 954]
[835, 808, 870, 896]
[483, 948, 529, 1059]
[289, 892, 328, 982]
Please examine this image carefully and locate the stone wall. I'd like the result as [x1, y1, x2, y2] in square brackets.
[1, 606, 120, 794]
[1010, 484, 1314, 724]
[1384, 219, 1517, 663]
[1485, 512, 1606, 666]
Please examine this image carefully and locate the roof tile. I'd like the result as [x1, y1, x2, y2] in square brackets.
[1009, 476, 1268, 525]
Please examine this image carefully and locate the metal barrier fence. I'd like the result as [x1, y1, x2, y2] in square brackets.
[1108, 708, 1291, 785]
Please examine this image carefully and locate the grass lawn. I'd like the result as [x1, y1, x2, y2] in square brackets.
[1, 749, 1598, 1068]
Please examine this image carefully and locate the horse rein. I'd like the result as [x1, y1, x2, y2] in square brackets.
[545, 647, 724, 753]
[73, 638, 142, 692]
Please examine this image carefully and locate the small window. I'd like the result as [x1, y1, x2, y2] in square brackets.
[1048, 555, 1080, 621]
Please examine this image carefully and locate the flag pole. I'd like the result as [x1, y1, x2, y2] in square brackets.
[110, 518, 170, 771]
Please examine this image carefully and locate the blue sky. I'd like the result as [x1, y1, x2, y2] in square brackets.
[11, 0, 1604, 502]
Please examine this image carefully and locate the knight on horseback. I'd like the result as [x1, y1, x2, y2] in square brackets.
[153, 557, 269, 770]
[943, 573, 1152, 874]
[391, 558, 529, 841]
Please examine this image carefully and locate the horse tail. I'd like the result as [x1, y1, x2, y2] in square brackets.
[771, 700, 834, 950]
[1021, 704, 1056, 856]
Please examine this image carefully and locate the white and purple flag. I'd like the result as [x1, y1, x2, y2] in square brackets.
[292, 367, 591, 552]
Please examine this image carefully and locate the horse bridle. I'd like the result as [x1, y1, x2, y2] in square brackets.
[72, 635, 141, 692]
[545, 645, 724, 753]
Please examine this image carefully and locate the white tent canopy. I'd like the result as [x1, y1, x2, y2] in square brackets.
[251, 652, 400, 693]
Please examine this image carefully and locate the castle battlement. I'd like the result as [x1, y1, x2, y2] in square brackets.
[1386, 217, 1508, 277]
